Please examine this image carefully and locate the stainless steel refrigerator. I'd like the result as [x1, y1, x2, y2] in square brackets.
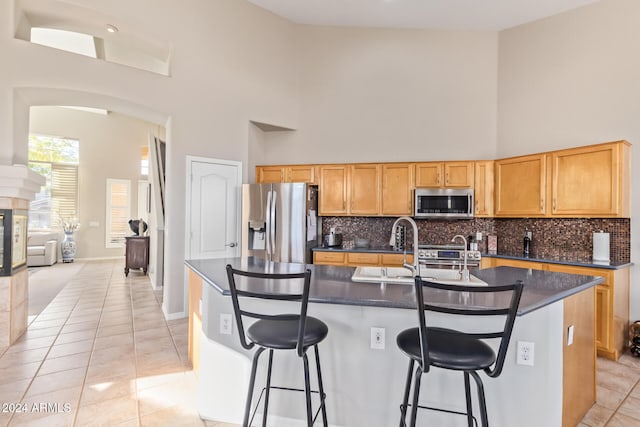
[241, 183, 320, 264]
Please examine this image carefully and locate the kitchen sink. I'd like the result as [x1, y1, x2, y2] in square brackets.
[351, 266, 487, 286]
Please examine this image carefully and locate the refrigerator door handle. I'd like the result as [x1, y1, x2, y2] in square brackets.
[266, 190, 273, 259]
[269, 190, 277, 260]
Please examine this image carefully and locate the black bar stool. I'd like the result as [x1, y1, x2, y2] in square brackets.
[226, 264, 329, 427]
[397, 277, 523, 427]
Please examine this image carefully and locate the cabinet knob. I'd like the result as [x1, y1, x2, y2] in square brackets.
[226, 242, 237, 248]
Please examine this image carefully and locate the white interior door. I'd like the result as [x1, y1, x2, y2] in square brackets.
[187, 157, 242, 259]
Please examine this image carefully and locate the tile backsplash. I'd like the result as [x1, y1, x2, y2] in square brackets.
[321, 217, 630, 263]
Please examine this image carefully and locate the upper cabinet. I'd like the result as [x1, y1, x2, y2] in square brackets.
[256, 165, 317, 184]
[381, 163, 414, 216]
[350, 164, 381, 216]
[494, 140, 630, 218]
[474, 161, 494, 217]
[258, 140, 630, 219]
[495, 154, 547, 217]
[318, 165, 349, 215]
[415, 161, 474, 188]
[551, 141, 630, 217]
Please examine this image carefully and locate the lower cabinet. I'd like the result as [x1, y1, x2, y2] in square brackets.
[485, 257, 629, 360]
[314, 251, 414, 267]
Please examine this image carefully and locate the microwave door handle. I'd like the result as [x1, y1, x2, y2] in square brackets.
[468, 193, 472, 215]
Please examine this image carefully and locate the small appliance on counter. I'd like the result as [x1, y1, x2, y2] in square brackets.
[323, 227, 343, 247]
[593, 231, 610, 263]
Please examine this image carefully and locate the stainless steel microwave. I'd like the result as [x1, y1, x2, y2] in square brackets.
[414, 188, 474, 219]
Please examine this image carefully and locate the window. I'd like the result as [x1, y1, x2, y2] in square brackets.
[28, 134, 80, 230]
[141, 146, 149, 176]
[106, 179, 131, 248]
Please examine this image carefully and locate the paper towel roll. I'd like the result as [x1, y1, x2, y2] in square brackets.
[593, 232, 610, 262]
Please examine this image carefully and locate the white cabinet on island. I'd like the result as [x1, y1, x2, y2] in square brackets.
[186, 257, 602, 427]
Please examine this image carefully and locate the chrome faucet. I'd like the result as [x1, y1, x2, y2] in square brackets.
[451, 235, 470, 282]
[390, 216, 419, 276]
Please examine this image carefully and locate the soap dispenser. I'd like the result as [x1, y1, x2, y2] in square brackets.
[523, 231, 532, 256]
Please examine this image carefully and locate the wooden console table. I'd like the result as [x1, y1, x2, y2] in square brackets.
[125, 236, 149, 276]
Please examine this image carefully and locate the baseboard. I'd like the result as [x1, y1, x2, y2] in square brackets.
[74, 256, 124, 261]
[162, 304, 186, 320]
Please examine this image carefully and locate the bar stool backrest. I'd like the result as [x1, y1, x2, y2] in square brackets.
[226, 264, 312, 357]
[413, 276, 524, 378]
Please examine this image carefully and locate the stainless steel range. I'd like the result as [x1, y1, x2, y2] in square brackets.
[418, 244, 481, 267]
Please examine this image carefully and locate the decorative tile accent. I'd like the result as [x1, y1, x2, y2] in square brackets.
[321, 217, 630, 263]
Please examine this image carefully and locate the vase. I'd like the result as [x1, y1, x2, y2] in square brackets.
[61, 231, 76, 263]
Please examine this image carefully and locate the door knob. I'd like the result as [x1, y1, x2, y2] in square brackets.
[226, 242, 237, 248]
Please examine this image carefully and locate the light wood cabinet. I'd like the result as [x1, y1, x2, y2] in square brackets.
[474, 161, 494, 217]
[256, 165, 317, 184]
[495, 153, 547, 217]
[188, 270, 203, 372]
[551, 141, 630, 217]
[381, 163, 414, 216]
[486, 257, 629, 360]
[415, 161, 474, 188]
[350, 164, 381, 216]
[346, 252, 379, 266]
[313, 251, 346, 266]
[314, 251, 414, 267]
[318, 165, 349, 215]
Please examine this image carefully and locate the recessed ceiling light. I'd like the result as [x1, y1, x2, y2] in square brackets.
[105, 24, 118, 33]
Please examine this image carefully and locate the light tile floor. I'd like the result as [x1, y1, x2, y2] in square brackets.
[0, 260, 638, 426]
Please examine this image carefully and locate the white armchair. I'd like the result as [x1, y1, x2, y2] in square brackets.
[27, 232, 58, 267]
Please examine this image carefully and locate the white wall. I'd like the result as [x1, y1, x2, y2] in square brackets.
[498, 0, 640, 320]
[261, 27, 499, 164]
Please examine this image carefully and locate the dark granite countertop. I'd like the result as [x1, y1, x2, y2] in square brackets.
[483, 252, 632, 270]
[186, 257, 603, 316]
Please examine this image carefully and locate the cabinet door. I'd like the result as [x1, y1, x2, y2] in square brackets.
[256, 166, 284, 183]
[444, 162, 474, 187]
[492, 258, 544, 270]
[552, 142, 625, 217]
[474, 161, 494, 217]
[381, 253, 414, 267]
[346, 252, 380, 266]
[415, 162, 443, 187]
[595, 285, 611, 352]
[319, 165, 349, 215]
[381, 163, 414, 216]
[287, 165, 317, 184]
[350, 164, 381, 215]
[313, 251, 346, 266]
[495, 154, 547, 217]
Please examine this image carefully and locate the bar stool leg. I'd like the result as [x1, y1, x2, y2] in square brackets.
[245, 347, 266, 427]
[464, 371, 474, 427]
[261, 349, 274, 427]
[470, 371, 489, 427]
[313, 345, 328, 427]
[399, 359, 415, 427]
[302, 352, 313, 426]
[409, 366, 423, 427]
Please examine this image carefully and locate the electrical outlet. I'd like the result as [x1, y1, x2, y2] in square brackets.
[220, 313, 233, 335]
[475, 232, 483, 241]
[370, 327, 385, 350]
[517, 341, 535, 366]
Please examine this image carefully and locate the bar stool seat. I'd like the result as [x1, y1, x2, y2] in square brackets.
[247, 316, 328, 350]
[397, 327, 496, 371]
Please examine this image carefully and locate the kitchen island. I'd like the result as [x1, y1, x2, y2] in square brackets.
[186, 257, 603, 427]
